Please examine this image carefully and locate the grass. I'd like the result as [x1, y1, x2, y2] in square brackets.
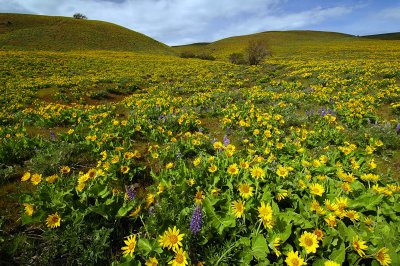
[0, 13, 175, 55]
[362, 32, 400, 40]
[173, 30, 400, 60]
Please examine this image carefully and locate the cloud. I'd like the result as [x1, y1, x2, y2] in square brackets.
[1, 0, 357, 45]
[212, 6, 352, 40]
[378, 7, 400, 20]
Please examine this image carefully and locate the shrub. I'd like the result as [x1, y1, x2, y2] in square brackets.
[73, 13, 87, 19]
[180, 52, 215, 61]
[228, 52, 246, 65]
[180, 52, 196, 59]
[246, 40, 270, 65]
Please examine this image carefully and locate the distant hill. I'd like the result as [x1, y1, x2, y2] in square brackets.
[173, 30, 356, 58]
[0, 13, 175, 55]
[362, 32, 400, 40]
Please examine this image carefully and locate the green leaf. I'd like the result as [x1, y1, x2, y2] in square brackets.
[116, 201, 136, 218]
[88, 204, 109, 219]
[203, 198, 235, 235]
[329, 239, 345, 264]
[274, 217, 292, 242]
[137, 238, 162, 256]
[312, 259, 326, 266]
[251, 235, 268, 260]
[21, 210, 45, 225]
[350, 193, 384, 210]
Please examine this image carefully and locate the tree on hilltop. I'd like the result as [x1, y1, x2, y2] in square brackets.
[73, 13, 87, 19]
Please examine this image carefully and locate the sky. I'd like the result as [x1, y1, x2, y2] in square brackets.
[1, 0, 399, 46]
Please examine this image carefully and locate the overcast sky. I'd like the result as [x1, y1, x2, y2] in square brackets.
[1, 0, 399, 45]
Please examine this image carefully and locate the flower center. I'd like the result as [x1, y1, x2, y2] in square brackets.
[129, 242, 135, 250]
[169, 234, 178, 244]
[52, 216, 59, 223]
[305, 237, 313, 247]
[290, 258, 300, 266]
[175, 254, 184, 263]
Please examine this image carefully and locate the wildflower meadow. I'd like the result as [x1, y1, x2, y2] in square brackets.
[1, 39, 400, 265]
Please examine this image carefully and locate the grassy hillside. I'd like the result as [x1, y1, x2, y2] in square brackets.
[173, 30, 400, 59]
[362, 32, 400, 40]
[0, 13, 175, 55]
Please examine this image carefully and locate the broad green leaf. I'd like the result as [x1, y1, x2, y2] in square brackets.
[329, 240, 345, 264]
[137, 238, 162, 256]
[251, 234, 268, 260]
[203, 198, 235, 234]
[116, 201, 136, 218]
[350, 193, 383, 210]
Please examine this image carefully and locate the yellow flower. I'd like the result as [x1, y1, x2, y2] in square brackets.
[111, 155, 120, 164]
[313, 228, 324, 241]
[31, 173, 42, 185]
[129, 206, 141, 217]
[352, 235, 368, 257]
[23, 203, 34, 216]
[194, 191, 205, 205]
[272, 237, 281, 257]
[124, 152, 134, 160]
[208, 164, 218, 173]
[285, 251, 306, 266]
[309, 183, 325, 196]
[121, 165, 130, 174]
[299, 231, 319, 253]
[121, 235, 137, 257]
[275, 189, 288, 201]
[168, 248, 188, 266]
[21, 172, 31, 182]
[145, 257, 159, 266]
[227, 164, 239, 175]
[240, 160, 250, 169]
[251, 166, 265, 180]
[345, 210, 360, 222]
[213, 141, 223, 150]
[46, 174, 58, 184]
[165, 162, 174, 170]
[341, 182, 352, 193]
[238, 183, 253, 199]
[335, 197, 348, 210]
[193, 157, 201, 167]
[76, 182, 85, 192]
[232, 200, 245, 218]
[186, 178, 195, 186]
[324, 260, 340, 266]
[211, 187, 220, 196]
[258, 202, 273, 221]
[46, 212, 61, 228]
[375, 247, 391, 266]
[60, 166, 70, 174]
[146, 193, 155, 208]
[325, 214, 337, 227]
[276, 165, 289, 178]
[158, 226, 185, 251]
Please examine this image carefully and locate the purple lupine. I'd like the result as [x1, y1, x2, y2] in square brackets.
[125, 185, 136, 200]
[190, 205, 202, 235]
[223, 135, 230, 146]
[50, 131, 56, 140]
[396, 123, 400, 133]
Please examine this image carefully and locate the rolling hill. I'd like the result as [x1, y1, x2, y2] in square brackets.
[173, 30, 358, 59]
[0, 13, 175, 55]
[362, 32, 400, 40]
